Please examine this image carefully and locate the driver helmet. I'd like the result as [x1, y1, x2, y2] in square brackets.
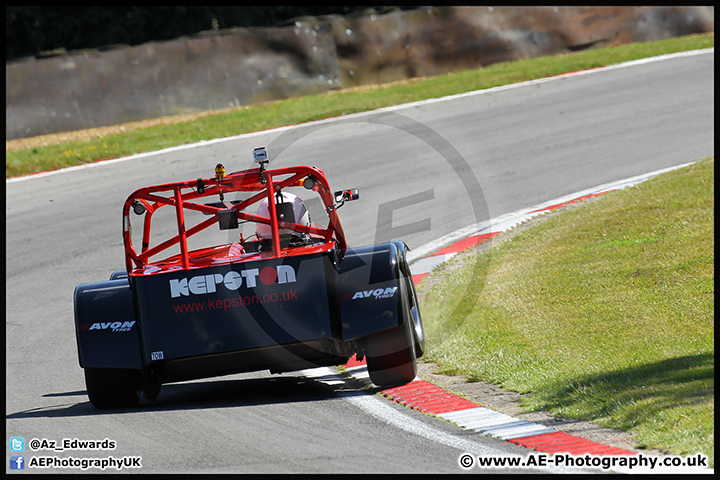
[256, 191, 310, 241]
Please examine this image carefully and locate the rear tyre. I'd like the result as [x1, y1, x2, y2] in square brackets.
[84, 368, 141, 409]
[109, 270, 128, 280]
[396, 243, 425, 358]
[405, 275, 425, 358]
[365, 322, 417, 388]
[365, 244, 424, 388]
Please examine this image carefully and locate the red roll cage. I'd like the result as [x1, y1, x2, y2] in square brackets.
[122, 164, 349, 275]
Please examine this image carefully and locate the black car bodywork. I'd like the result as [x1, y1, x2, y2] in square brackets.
[74, 152, 424, 409]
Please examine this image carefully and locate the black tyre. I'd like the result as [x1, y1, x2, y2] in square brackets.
[365, 245, 425, 388]
[109, 270, 128, 280]
[365, 322, 418, 388]
[405, 275, 425, 358]
[396, 244, 425, 358]
[84, 368, 141, 409]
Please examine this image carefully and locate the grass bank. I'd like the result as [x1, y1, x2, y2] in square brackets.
[419, 157, 714, 465]
[6, 33, 714, 178]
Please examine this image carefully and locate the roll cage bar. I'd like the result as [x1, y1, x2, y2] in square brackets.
[122, 163, 350, 274]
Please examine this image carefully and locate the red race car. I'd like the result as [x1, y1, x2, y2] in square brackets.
[74, 147, 424, 409]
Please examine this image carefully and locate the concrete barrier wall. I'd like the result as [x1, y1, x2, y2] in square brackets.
[5, 6, 714, 139]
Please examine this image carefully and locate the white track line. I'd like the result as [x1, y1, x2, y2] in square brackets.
[302, 367, 590, 474]
[407, 161, 696, 265]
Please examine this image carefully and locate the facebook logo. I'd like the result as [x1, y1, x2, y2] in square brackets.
[10, 436, 25, 452]
[10, 455, 25, 470]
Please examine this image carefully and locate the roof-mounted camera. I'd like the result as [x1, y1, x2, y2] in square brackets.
[254, 147, 269, 184]
[254, 147, 269, 165]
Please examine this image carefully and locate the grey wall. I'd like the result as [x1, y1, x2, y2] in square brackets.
[5, 6, 714, 140]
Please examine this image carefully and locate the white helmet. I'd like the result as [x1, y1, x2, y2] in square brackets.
[256, 191, 310, 240]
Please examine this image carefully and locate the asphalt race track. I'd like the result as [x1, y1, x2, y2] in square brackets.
[6, 50, 714, 474]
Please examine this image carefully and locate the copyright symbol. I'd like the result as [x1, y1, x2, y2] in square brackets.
[459, 453, 474, 469]
[30, 438, 41, 450]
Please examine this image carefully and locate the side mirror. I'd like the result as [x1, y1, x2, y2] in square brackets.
[334, 189, 359, 203]
[328, 188, 359, 212]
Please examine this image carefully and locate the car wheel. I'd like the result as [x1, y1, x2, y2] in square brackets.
[396, 246, 425, 358]
[406, 276, 425, 358]
[84, 368, 141, 409]
[365, 321, 418, 388]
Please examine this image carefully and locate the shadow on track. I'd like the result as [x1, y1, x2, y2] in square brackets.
[6, 371, 370, 419]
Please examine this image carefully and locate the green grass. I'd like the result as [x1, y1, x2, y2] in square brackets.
[419, 157, 714, 465]
[6, 32, 714, 178]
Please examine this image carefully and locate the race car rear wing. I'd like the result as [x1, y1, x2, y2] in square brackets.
[122, 154, 355, 273]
